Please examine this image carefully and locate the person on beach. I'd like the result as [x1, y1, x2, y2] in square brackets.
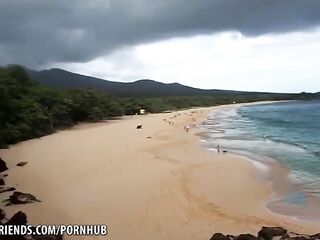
[217, 145, 220, 153]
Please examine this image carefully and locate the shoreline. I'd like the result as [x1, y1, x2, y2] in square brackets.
[199, 102, 320, 223]
[0, 101, 319, 239]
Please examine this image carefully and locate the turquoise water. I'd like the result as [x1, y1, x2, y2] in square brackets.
[200, 101, 320, 220]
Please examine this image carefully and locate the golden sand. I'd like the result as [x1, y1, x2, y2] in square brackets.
[1, 103, 319, 239]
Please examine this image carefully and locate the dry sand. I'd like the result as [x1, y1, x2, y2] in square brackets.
[0, 103, 319, 239]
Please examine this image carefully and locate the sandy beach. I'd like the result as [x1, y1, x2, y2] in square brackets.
[0, 103, 319, 239]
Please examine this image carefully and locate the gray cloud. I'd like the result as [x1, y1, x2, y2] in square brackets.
[1, 0, 320, 67]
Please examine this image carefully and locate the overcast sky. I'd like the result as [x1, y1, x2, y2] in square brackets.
[1, 0, 320, 92]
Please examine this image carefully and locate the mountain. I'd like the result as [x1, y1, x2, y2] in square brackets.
[26, 68, 275, 97]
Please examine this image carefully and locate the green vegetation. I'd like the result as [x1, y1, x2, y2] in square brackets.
[0, 65, 317, 148]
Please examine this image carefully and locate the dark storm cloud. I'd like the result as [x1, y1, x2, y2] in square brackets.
[1, 0, 320, 67]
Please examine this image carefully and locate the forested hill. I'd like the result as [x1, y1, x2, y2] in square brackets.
[27, 68, 290, 98]
[27, 68, 210, 97]
[0, 65, 317, 148]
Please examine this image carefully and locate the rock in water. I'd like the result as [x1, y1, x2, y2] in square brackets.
[0, 208, 5, 221]
[235, 234, 258, 240]
[282, 232, 320, 240]
[311, 234, 320, 239]
[0, 211, 63, 240]
[5, 211, 27, 225]
[258, 226, 287, 240]
[210, 233, 232, 240]
[0, 158, 8, 172]
[0, 212, 27, 240]
[17, 162, 28, 167]
[6, 191, 41, 205]
[0, 187, 16, 193]
[209, 227, 320, 240]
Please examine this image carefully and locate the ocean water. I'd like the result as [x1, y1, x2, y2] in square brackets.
[200, 101, 320, 220]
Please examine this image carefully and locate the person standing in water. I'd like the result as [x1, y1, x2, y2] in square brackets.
[217, 145, 220, 153]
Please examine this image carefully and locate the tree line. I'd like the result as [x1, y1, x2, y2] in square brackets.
[0, 65, 315, 147]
